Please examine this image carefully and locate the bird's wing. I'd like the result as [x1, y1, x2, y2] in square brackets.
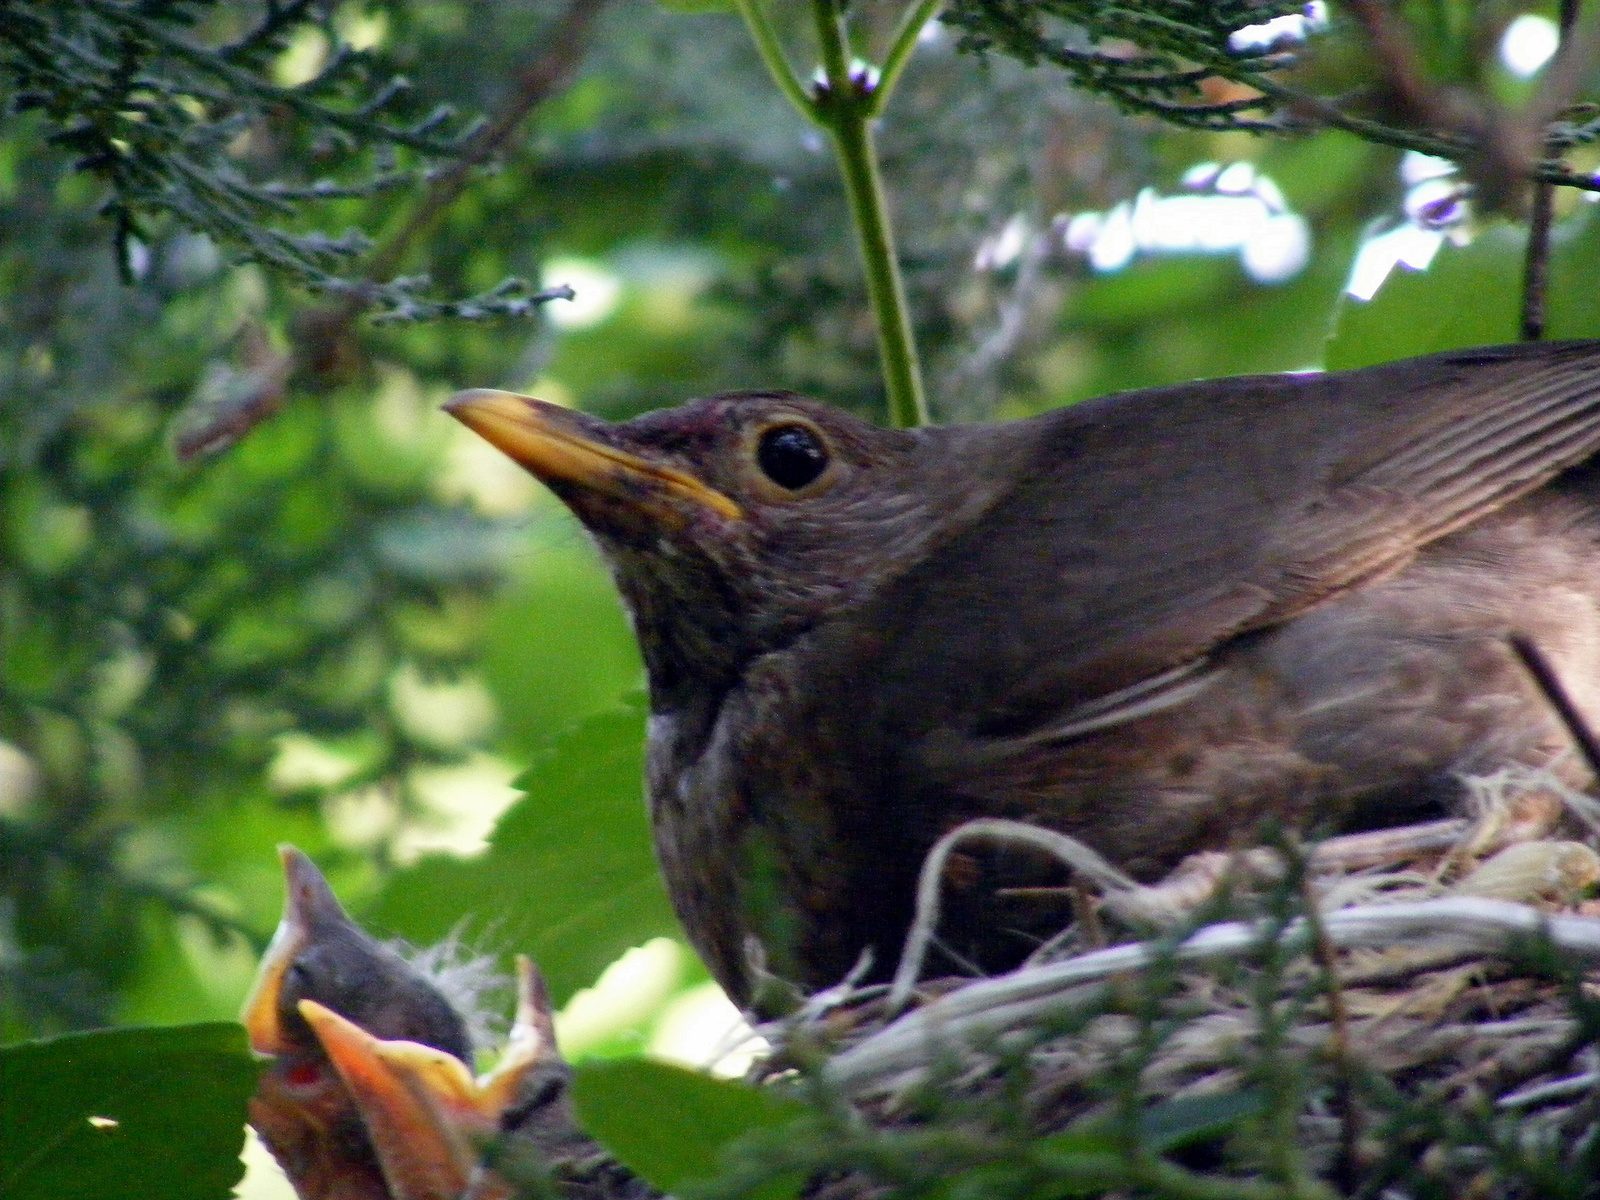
[843, 341, 1600, 741]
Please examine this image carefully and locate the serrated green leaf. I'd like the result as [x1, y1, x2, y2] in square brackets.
[0, 1022, 260, 1200]
[368, 704, 680, 1004]
[571, 1058, 801, 1197]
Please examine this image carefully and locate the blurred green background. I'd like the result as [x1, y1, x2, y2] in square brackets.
[3, 0, 1597, 1149]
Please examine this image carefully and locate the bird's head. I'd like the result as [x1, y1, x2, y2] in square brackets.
[445, 389, 1011, 713]
[240, 846, 474, 1200]
[242, 846, 471, 1067]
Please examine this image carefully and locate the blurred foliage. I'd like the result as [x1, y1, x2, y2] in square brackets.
[370, 703, 677, 1005]
[943, 0, 1600, 196]
[0, 0, 490, 312]
[942, 0, 1307, 131]
[4, 0, 1600, 1194]
[1328, 199, 1600, 367]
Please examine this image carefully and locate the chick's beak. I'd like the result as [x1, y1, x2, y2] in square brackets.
[444, 389, 742, 524]
[291, 957, 558, 1200]
[298, 1001, 478, 1200]
[240, 844, 348, 1056]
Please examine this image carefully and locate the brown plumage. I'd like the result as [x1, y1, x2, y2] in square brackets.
[447, 341, 1600, 1006]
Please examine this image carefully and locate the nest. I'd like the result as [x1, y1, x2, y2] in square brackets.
[743, 768, 1600, 1199]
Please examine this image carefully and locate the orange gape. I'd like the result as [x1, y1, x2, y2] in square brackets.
[240, 845, 563, 1200]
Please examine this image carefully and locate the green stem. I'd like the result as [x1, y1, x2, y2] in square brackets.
[823, 98, 928, 428]
[871, 0, 942, 118]
[732, 0, 817, 124]
[809, 0, 929, 428]
[732, 0, 932, 428]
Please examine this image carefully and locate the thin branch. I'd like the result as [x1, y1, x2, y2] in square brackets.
[1294, 841, 1359, 1190]
[0, 817, 270, 953]
[83, 0, 464, 155]
[358, 0, 611, 291]
[1522, 0, 1582, 341]
[869, 0, 942, 117]
[1533, 163, 1600, 192]
[1508, 633, 1600, 783]
[809, 0, 929, 427]
[1339, 0, 1487, 143]
[1516, 0, 1600, 158]
[1523, 178, 1556, 340]
[179, 0, 607, 458]
[732, 0, 818, 122]
[887, 818, 1142, 1013]
[811, 0, 854, 94]
[827, 896, 1600, 1095]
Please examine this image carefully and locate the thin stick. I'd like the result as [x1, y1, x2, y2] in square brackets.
[1340, 0, 1476, 141]
[829, 896, 1600, 1094]
[1522, 180, 1554, 340]
[734, 0, 932, 427]
[177, 0, 607, 458]
[731, 0, 817, 122]
[870, 0, 942, 118]
[887, 818, 1142, 1013]
[1508, 633, 1600, 782]
[1521, 1, 1579, 340]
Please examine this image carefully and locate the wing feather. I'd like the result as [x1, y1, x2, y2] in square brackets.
[827, 341, 1600, 749]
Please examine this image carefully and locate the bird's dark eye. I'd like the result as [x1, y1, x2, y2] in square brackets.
[757, 424, 829, 490]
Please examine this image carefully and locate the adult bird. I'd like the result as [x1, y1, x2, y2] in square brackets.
[447, 341, 1600, 1005]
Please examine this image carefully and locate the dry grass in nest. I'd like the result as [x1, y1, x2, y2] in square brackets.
[743, 768, 1600, 1199]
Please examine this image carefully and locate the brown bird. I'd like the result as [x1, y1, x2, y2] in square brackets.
[241, 847, 646, 1200]
[241, 846, 473, 1200]
[298, 957, 653, 1200]
[446, 341, 1600, 1005]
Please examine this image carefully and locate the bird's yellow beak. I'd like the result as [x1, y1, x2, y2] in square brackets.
[444, 389, 742, 523]
[297, 1001, 478, 1200]
[295, 957, 553, 1200]
[240, 845, 324, 1057]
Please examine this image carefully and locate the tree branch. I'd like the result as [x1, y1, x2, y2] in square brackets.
[177, 0, 608, 459]
[1523, 0, 1583, 342]
[869, 0, 942, 118]
[733, 0, 819, 122]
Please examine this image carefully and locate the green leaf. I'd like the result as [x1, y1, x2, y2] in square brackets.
[1136, 1089, 1264, 1152]
[368, 704, 680, 1004]
[1327, 205, 1600, 370]
[479, 536, 644, 762]
[571, 1058, 801, 1197]
[1029, 1123, 1123, 1185]
[0, 1023, 260, 1200]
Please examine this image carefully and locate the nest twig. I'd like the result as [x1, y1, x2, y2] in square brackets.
[750, 771, 1600, 1198]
